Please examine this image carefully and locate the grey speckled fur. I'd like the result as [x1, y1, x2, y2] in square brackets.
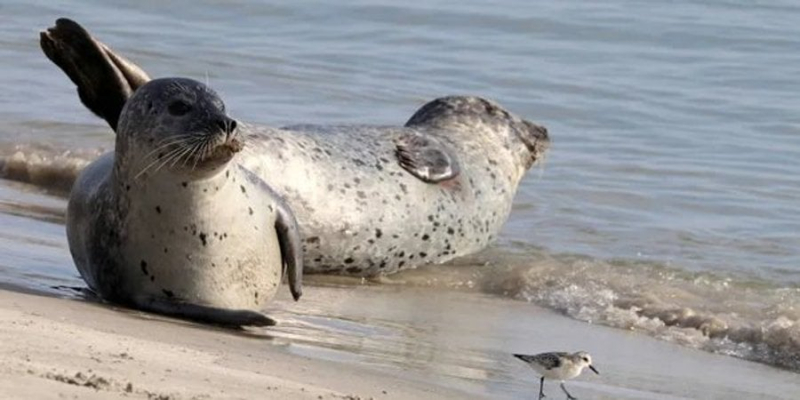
[42, 18, 551, 277]
[241, 96, 550, 275]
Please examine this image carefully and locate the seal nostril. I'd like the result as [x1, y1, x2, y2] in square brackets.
[216, 118, 237, 135]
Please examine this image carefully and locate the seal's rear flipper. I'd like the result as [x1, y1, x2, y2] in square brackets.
[395, 131, 460, 183]
[132, 297, 276, 327]
[40, 18, 151, 132]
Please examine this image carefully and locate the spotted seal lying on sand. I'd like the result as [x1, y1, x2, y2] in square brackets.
[41, 18, 550, 276]
[66, 76, 303, 326]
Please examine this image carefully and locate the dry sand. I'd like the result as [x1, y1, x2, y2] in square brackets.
[0, 289, 478, 400]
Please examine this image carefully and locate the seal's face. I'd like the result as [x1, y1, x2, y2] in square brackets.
[117, 78, 243, 178]
[404, 96, 550, 170]
[514, 119, 550, 169]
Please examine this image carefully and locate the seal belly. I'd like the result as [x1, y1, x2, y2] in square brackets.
[119, 174, 283, 310]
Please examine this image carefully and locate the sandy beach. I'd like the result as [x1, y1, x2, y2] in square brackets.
[3, 283, 799, 400]
[0, 288, 481, 400]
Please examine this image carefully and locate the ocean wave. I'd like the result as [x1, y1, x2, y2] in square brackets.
[0, 143, 102, 195]
[394, 245, 800, 372]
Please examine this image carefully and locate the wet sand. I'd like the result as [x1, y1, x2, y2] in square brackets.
[2, 284, 799, 400]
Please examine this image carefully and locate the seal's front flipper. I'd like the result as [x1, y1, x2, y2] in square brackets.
[275, 201, 303, 301]
[132, 296, 276, 327]
[40, 18, 151, 132]
[395, 132, 460, 183]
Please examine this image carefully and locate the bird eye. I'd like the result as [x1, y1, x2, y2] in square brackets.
[168, 100, 192, 116]
[583, 357, 589, 362]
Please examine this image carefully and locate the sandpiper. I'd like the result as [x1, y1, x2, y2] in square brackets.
[513, 351, 599, 399]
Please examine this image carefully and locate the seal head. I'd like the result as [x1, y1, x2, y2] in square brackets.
[117, 78, 242, 179]
[405, 95, 550, 171]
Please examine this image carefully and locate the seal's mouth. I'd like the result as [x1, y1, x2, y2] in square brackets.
[195, 117, 243, 165]
[515, 119, 550, 168]
[203, 133, 244, 162]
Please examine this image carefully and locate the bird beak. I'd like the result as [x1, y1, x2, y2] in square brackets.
[589, 365, 599, 375]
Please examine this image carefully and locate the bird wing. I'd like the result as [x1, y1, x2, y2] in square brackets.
[514, 352, 566, 370]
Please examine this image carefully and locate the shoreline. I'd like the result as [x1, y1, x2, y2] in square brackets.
[0, 288, 479, 400]
[2, 281, 800, 399]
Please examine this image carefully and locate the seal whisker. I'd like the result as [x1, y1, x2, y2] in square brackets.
[192, 137, 215, 171]
[134, 147, 181, 179]
[149, 137, 198, 175]
[137, 139, 194, 176]
[199, 139, 214, 167]
[183, 140, 204, 169]
[199, 139, 212, 161]
[536, 152, 548, 179]
[150, 133, 192, 148]
[151, 144, 192, 175]
[134, 145, 186, 179]
[151, 133, 191, 148]
[178, 142, 197, 169]
[159, 149, 188, 170]
[140, 136, 192, 162]
[173, 140, 200, 169]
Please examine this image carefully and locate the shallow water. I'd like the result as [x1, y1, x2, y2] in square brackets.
[264, 285, 800, 399]
[0, 0, 799, 387]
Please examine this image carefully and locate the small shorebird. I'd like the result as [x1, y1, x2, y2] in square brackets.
[513, 351, 599, 400]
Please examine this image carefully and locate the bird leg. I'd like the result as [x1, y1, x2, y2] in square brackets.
[538, 376, 546, 399]
[560, 382, 577, 400]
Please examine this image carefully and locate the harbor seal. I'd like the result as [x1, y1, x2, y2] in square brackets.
[67, 76, 303, 326]
[41, 18, 551, 276]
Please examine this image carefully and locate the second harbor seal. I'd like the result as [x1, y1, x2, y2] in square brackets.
[41, 18, 551, 276]
[67, 77, 303, 326]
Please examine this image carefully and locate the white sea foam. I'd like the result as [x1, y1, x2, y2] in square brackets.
[0, 144, 102, 194]
[394, 246, 800, 372]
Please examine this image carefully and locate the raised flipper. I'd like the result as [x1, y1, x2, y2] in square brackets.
[395, 131, 460, 183]
[131, 296, 276, 327]
[40, 18, 151, 132]
[275, 200, 303, 301]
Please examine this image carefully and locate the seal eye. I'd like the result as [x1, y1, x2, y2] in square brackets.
[168, 100, 192, 116]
